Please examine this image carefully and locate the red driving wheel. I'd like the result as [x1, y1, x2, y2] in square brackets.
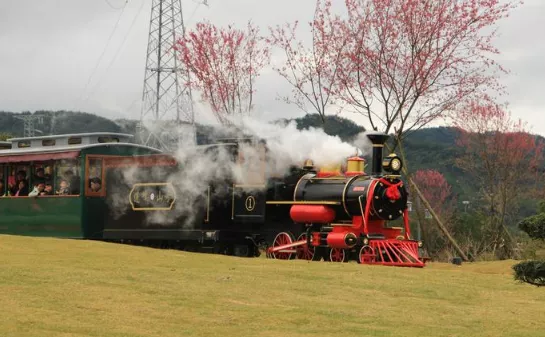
[296, 233, 315, 260]
[359, 245, 376, 264]
[329, 248, 348, 262]
[270, 232, 295, 260]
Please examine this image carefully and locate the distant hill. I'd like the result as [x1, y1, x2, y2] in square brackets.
[276, 114, 365, 142]
[402, 127, 469, 195]
[0, 111, 124, 136]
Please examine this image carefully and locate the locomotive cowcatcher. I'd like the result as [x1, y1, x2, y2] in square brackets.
[99, 131, 425, 267]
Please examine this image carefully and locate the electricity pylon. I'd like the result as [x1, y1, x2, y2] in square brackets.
[14, 114, 44, 138]
[138, 0, 196, 152]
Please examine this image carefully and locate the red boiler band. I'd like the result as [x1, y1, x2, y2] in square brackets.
[290, 205, 335, 224]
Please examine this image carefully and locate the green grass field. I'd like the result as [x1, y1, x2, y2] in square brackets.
[1, 234, 544, 337]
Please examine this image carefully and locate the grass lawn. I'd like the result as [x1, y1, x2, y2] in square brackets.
[1, 234, 544, 337]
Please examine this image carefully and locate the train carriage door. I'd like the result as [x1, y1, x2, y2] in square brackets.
[0, 164, 5, 196]
[231, 140, 267, 224]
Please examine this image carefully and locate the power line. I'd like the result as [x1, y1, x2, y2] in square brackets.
[75, 1, 128, 109]
[85, 0, 146, 100]
[105, 0, 128, 10]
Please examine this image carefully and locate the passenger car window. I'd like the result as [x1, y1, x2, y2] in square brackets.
[6, 164, 30, 197]
[55, 159, 80, 195]
[86, 157, 103, 196]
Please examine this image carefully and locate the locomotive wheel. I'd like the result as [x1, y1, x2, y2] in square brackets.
[358, 245, 376, 264]
[327, 248, 348, 263]
[213, 243, 231, 255]
[295, 233, 315, 260]
[270, 232, 296, 260]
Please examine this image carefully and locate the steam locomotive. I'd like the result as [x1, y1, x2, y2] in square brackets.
[101, 131, 425, 267]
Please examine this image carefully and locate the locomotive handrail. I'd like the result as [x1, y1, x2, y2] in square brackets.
[358, 179, 379, 235]
[358, 195, 366, 232]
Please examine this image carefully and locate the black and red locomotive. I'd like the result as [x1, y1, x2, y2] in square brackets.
[99, 131, 425, 267]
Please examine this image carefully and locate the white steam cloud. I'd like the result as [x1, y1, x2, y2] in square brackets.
[107, 115, 375, 228]
[240, 117, 360, 171]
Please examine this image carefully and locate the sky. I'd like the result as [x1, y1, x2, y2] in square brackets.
[0, 0, 544, 135]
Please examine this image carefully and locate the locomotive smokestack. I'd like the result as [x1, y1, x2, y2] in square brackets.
[366, 132, 389, 176]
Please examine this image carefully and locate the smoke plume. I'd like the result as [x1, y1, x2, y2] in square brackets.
[107, 115, 373, 228]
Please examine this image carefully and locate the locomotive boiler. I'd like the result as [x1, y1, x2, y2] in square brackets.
[265, 132, 425, 267]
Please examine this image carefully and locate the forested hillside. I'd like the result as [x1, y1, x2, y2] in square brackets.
[0, 110, 540, 215]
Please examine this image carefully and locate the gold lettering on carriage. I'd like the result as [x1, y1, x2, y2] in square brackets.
[129, 182, 176, 211]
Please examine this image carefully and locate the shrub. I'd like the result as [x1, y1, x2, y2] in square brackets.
[518, 213, 545, 241]
[513, 260, 545, 287]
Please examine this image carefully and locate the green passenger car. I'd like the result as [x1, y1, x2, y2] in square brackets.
[0, 132, 161, 239]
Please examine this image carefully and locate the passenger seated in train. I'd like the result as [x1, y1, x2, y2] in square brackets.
[9, 170, 28, 195]
[13, 180, 29, 197]
[40, 183, 53, 196]
[34, 167, 46, 184]
[56, 180, 70, 195]
[63, 169, 80, 194]
[89, 177, 101, 192]
[29, 182, 46, 197]
[0, 180, 5, 197]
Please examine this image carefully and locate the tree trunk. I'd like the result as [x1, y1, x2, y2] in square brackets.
[407, 177, 469, 261]
[393, 135, 470, 262]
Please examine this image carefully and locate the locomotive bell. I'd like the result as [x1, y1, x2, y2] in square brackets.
[303, 159, 314, 169]
[366, 132, 389, 176]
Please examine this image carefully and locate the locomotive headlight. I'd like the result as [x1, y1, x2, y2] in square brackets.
[382, 154, 403, 174]
[391, 158, 401, 171]
[363, 238, 369, 245]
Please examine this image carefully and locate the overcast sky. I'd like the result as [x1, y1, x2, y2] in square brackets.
[0, 0, 543, 135]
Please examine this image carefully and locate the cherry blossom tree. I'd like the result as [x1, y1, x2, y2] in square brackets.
[334, 0, 522, 142]
[454, 101, 544, 258]
[175, 21, 270, 125]
[267, 0, 349, 123]
[413, 169, 454, 218]
[331, 0, 520, 260]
